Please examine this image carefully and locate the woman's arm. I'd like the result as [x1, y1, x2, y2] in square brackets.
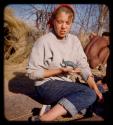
[42, 67, 80, 78]
[74, 37, 103, 100]
[87, 75, 103, 100]
[41, 68, 63, 78]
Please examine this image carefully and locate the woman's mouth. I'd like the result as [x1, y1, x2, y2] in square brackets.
[60, 31, 66, 34]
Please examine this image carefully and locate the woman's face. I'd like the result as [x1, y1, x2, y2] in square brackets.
[53, 11, 73, 39]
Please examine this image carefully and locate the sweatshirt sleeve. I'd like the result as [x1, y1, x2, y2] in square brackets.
[75, 37, 92, 81]
[26, 39, 45, 80]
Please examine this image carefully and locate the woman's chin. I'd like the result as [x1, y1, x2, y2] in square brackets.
[58, 34, 66, 39]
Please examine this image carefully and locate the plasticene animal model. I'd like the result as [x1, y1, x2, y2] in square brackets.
[60, 59, 85, 83]
[60, 59, 77, 69]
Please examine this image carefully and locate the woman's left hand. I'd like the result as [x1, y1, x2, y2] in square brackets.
[87, 75, 104, 102]
[95, 89, 103, 101]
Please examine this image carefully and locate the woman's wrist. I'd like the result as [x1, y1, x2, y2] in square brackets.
[58, 68, 63, 73]
[59, 67, 65, 73]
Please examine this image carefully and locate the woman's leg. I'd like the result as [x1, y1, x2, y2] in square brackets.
[39, 87, 96, 121]
[39, 104, 67, 121]
[35, 80, 96, 121]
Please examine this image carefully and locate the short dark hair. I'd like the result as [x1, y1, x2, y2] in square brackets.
[102, 32, 109, 37]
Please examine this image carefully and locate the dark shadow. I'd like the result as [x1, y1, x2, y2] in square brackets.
[83, 91, 112, 121]
[8, 72, 38, 101]
[28, 108, 41, 122]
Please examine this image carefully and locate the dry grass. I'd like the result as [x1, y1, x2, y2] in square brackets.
[4, 7, 38, 64]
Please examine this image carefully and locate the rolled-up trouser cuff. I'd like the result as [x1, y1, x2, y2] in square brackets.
[58, 98, 78, 117]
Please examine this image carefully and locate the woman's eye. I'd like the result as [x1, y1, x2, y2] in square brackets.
[57, 20, 62, 24]
[66, 22, 70, 25]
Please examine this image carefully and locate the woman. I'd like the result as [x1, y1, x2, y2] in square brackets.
[27, 4, 103, 121]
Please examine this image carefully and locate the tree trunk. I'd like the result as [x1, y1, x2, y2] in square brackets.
[98, 5, 109, 36]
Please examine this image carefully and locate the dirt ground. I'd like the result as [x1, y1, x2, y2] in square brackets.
[4, 59, 105, 122]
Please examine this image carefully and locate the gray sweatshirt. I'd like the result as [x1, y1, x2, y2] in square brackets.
[27, 31, 92, 86]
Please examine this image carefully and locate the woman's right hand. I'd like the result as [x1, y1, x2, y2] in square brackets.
[60, 67, 81, 75]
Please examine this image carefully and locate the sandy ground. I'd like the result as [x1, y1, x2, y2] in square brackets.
[4, 59, 104, 122]
[4, 59, 42, 121]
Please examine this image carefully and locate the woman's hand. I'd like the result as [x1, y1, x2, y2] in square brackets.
[94, 88, 104, 102]
[60, 67, 81, 75]
[87, 75, 104, 102]
[95, 89, 103, 100]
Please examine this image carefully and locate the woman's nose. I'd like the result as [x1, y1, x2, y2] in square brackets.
[61, 23, 66, 29]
